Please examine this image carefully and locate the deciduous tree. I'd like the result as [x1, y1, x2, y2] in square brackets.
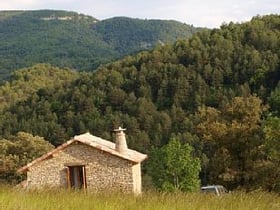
[147, 137, 201, 192]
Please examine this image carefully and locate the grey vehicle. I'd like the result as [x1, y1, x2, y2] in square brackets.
[201, 185, 228, 196]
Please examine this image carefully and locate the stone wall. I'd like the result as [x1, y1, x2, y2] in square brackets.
[132, 163, 142, 194]
[27, 142, 138, 193]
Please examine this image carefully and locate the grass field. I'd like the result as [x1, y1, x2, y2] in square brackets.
[0, 186, 279, 210]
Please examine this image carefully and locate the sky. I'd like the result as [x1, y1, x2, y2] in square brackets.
[1, 0, 279, 28]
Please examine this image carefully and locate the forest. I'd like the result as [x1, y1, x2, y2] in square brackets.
[0, 10, 199, 80]
[0, 14, 279, 192]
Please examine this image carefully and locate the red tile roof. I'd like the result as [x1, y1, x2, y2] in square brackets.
[18, 132, 147, 173]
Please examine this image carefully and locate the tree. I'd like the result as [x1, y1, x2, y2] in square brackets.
[0, 132, 54, 183]
[147, 137, 201, 192]
[196, 96, 267, 189]
[264, 116, 280, 160]
[262, 116, 280, 192]
[268, 83, 280, 116]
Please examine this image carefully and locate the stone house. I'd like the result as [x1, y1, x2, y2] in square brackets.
[18, 127, 147, 194]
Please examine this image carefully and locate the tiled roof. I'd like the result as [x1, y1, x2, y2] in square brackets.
[18, 132, 147, 173]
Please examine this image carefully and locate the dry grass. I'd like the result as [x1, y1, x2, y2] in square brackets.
[0, 185, 279, 210]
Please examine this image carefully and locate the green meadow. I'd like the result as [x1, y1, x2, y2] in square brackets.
[0, 186, 279, 210]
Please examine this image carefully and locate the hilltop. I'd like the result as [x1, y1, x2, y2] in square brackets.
[0, 10, 201, 80]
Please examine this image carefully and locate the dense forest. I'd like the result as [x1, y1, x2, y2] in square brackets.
[0, 10, 200, 80]
[0, 14, 279, 192]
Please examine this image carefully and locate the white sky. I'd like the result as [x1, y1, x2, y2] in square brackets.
[1, 0, 279, 28]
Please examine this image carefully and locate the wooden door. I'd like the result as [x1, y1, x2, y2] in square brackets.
[67, 165, 86, 189]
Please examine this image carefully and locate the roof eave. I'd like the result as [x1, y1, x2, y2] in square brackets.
[17, 138, 76, 173]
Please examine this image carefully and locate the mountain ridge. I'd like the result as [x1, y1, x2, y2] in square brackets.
[0, 9, 202, 80]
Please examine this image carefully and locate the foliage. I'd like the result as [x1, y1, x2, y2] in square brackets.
[147, 137, 201, 192]
[268, 83, 280, 116]
[93, 17, 200, 54]
[262, 116, 280, 192]
[0, 132, 54, 183]
[196, 96, 268, 190]
[0, 63, 79, 111]
[264, 116, 280, 160]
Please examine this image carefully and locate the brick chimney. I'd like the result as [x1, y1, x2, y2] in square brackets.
[114, 127, 128, 154]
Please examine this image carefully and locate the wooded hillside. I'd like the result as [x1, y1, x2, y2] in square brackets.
[0, 10, 200, 80]
[0, 14, 279, 192]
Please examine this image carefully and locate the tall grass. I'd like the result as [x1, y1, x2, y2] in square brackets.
[0, 185, 279, 210]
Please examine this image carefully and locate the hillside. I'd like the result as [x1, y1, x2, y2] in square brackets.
[0, 14, 279, 192]
[0, 63, 79, 111]
[0, 10, 200, 80]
